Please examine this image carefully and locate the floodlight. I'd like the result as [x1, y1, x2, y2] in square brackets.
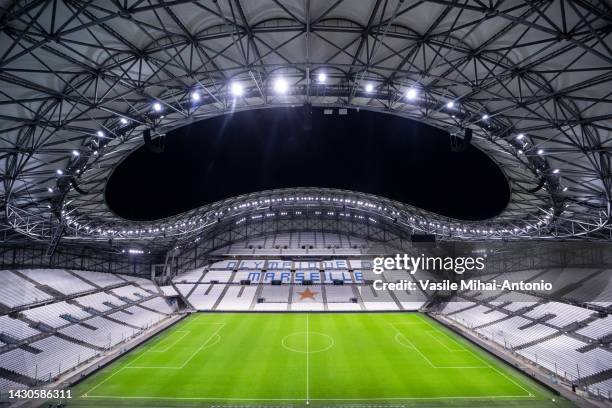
[274, 78, 288, 94]
[231, 82, 244, 96]
[406, 87, 418, 100]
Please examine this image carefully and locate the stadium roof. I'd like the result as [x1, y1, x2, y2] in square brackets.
[1, 0, 611, 250]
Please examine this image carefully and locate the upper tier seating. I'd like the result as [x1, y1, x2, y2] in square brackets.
[0, 270, 53, 308]
[59, 316, 137, 348]
[448, 305, 506, 328]
[564, 269, 612, 308]
[70, 270, 125, 287]
[441, 301, 476, 314]
[211, 232, 389, 255]
[175, 284, 195, 297]
[109, 306, 164, 329]
[172, 267, 206, 283]
[74, 291, 125, 312]
[118, 275, 159, 294]
[0, 315, 39, 341]
[20, 269, 94, 295]
[202, 270, 233, 283]
[524, 302, 594, 328]
[111, 284, 150, 301]
[576, 316, 612, 340]
[160, 285, 179, 296]
[490, 292, 541, 311]
[22, 301, 90, 328]
[140, 297, 175, 314]
[476, 316, 557, 348]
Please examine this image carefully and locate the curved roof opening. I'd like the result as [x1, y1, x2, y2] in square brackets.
[106, 108, 509, 221]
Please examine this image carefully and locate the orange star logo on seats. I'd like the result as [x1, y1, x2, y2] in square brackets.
[297, 288, 318, 301]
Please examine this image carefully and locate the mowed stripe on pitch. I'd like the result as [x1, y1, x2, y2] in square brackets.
[76, 313, 557, 404]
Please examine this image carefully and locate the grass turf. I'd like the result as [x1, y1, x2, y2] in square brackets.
[66, 313, 570, 407]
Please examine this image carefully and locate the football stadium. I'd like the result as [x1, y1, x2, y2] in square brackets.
[0, 1, 611, 407]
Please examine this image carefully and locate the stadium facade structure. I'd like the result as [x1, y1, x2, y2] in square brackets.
[0, 0, 611, 264]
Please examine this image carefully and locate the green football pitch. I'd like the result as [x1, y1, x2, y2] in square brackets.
[67, 313, 570, 407]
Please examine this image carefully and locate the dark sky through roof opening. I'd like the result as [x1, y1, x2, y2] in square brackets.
[106, 107, 509, 221]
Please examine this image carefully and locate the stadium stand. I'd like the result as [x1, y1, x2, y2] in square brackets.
[187, 284, 225, 310]
[0, 336, 97, 381]
[73, 291, 125, 312]
[438, 267, 612, 392]
[524, 302, 595, 328]
[0, 269, 176, 394]
[22, 301, 91, 329]
[216, 286, 257, 311]
[0, 315, 39, 341]
[0, 270, 53, 308]
[577, 316, 612, 340]
[517, 335, 612, 380]
[19, 269, 94, 295]
[71, 269, 125, 287]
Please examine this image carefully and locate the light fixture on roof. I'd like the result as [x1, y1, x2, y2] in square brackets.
[191, 91, 200, 101]
[537, 149, 544, 155]
[482, 114, 489, 120]
[96, 130, 104, 137]
[517, 133, 525, 140]
[120, 117, 128, 125]
[274, 78, 288, 94]
[405, 87, 418, 100]
[230, 82, 244, 96]
[446, 101, 454, 109]
[317, 72, 327, 83]
[153, 102, 162, 112]
[71, 150, 80, 156]
[365, 83, 374, 93]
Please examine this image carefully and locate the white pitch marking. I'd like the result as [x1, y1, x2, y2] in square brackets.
[306, 313, 309, 405]
[389, 323, 435, 368]
[281, 332, 334, 354]
[83, 366, 127, 396]
[425, 331, 465, 352]
[83, 395, 536, 401]
[418, 315, 534, 397]
[178, 323, 225, 368]
[393, 333, 486, 369]
[150, 330, 190, 352]
[124, 334, 222, 369]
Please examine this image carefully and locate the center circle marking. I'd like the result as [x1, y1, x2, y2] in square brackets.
[281, 331, 335, 354]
